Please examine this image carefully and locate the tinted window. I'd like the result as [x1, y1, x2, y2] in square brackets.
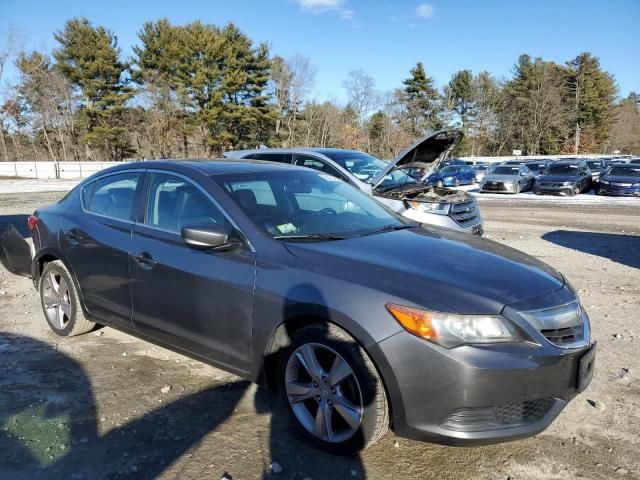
[249, 153, 292, 163]
[544, 164, 579, 175]
[145, 173, 226, 233]
[88, 173, 140, 221]
[492, 166, 520, 175]
[608, 166, 640, 177]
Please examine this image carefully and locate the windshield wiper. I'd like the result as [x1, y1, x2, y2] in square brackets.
[273, 233, 346, 241]
[354, 224, 419, 238]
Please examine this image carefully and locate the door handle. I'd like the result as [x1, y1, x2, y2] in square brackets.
[131, 252, 156, 269]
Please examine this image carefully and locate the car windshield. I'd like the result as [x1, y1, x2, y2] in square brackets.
[492, 166, 520, 175]
[321, 151, 419, 189]
[544, 164, 578, 175]
[473, 165, 488, 171]
[214, 170, 409, 240]
[608, 166, 640, 177]
[587, 161, 602, 169]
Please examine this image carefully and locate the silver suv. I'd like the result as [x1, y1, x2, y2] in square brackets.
[225, 130, 483, 235]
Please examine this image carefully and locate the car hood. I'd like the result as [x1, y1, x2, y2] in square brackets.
[603, 175, 640, 183]
[538, 174, 579, 183]
[372, 129, 463, 188]
[284, 227, 565, 314]
[483, 174, 519, 182]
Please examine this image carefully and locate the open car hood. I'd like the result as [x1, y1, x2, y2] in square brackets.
[371, 129, 463, 188]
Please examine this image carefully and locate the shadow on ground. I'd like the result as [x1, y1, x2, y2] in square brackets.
[0, 331, 368, 479]
[542, 230, 640, 270]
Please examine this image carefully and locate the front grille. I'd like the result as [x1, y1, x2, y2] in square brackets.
[482, 182, 506, 191]
[541, 324, 584, 346]
[495, 398, 556, 425]
[441, 398, 557, 432]
[450, 200, 480, 226]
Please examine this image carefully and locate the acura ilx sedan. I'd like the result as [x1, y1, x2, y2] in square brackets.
[0, 160, 595, 453]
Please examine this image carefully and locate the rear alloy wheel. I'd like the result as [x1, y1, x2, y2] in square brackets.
[279, 324, 388, 453]
[39, 260, 95, 336]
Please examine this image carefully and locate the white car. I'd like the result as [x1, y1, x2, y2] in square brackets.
[224, 130, 483, 235]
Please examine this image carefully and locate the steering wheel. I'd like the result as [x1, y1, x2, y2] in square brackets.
[317, 208, 337, 216]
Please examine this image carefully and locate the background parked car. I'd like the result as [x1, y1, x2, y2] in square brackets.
[534, 160, 592, 196]
[471, 163, 490, 183]
[479, 164, 535, 194]
[629, 158, 640, 164]
[440, 158, 467, 168]
[425, 164, 476, 187]
[525, 160, 551, 178]
[597, 163, 640, 196]
[586, 159, 607, 183]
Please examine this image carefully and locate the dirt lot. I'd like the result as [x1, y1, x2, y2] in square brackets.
[0, 189, 639, 480]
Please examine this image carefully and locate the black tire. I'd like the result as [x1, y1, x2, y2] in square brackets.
[39, 260, 95, 336]
[278, 323, 389, 454]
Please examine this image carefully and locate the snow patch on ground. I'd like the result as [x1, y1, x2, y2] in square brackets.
[0, 179, 80, 194]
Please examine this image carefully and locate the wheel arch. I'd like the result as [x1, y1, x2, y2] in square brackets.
[34, 248, 92, 319]
[259, 313, 394, 426]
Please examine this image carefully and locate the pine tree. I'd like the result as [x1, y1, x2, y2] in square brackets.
[54, 18, 134, 160]
[566, 53, 618, 151]
[401, 62, 441, 134]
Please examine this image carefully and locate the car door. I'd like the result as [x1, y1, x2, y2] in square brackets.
[60, 171, 143, 330]
[129, 171, 256, 374]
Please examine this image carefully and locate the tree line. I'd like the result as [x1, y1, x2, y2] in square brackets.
[0, 18, 638, 162]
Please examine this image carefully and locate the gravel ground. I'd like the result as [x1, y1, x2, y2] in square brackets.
[0, 188, 639, 480]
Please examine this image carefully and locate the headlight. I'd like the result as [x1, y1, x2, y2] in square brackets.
[600, 180, 609, 185]
[562, 181, 574, 186]
[633, 183, 640, 187]
[386, 304, 525, 348]
[406, 201, 451, 215]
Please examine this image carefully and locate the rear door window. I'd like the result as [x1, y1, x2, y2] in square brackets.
[88, 173, 141, 222]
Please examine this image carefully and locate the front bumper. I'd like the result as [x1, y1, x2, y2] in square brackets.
[534, 184, 575, 196]
[480, 182, 518, 193]
[401, 209, 483, 236]
[598, 184, 640, 197]
[372, 330, 593, 446]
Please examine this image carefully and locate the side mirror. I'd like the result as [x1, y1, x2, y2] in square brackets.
[181, 224, 239, 251]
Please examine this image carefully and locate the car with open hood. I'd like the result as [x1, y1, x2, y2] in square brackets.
[225, 130, 483, 236]
[597, 163, 640, 196]
[0, 160, 595, 454]
[534, 160, 592, 196]
[479, 164, 535, 194]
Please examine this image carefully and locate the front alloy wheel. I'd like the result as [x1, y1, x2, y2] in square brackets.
[279, 324, 388, 453]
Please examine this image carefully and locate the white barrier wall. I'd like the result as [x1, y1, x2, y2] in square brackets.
[0, 161, 131, 179]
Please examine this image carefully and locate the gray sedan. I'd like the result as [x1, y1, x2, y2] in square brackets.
[0, 160, 594, 454]
[480, 164, 535, 193]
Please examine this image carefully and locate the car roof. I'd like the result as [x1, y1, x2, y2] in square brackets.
[228, 147, 365, 157]
[104, 159, 308, 176]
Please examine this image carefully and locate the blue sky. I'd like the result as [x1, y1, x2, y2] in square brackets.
[1, 0, 639, 101]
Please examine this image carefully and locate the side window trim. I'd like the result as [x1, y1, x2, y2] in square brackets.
[141, 169, 254, 251]
[80, 169, 145, 224]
